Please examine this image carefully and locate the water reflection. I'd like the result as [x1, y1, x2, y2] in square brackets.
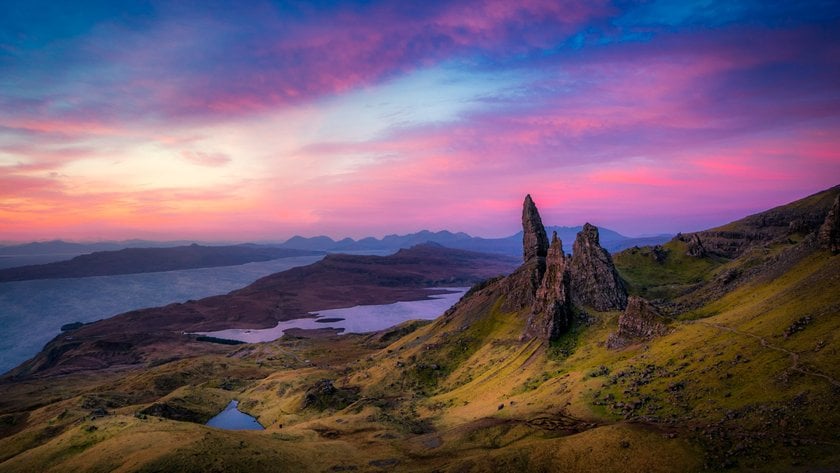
[206, 400, 264, 430]
[196, 288, 468, 343]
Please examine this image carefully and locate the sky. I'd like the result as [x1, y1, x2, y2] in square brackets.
[1, 0, 839, 242]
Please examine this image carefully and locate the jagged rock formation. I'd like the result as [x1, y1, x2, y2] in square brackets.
[522, 194, 549, 262]
[524, 232, 572, 340]
[503, 195, 549, 310]
[607, 296, 668, 348]
[513, 199, 628, 339]
[677, 233, 707, 257]
[501, 259, 545, 311]
[569, 223, 628, 311]
[818, 195, 839, 253]
[678, 186, 840, 259]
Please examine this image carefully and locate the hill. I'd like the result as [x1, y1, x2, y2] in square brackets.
[0, 187, 837, 472]
[0, 239, 201, 269]
[0, 245, 324, 282]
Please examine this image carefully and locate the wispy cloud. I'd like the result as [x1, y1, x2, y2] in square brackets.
[1, 1, 838, 240]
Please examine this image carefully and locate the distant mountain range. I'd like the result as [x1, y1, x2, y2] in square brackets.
[275, 226, 672, 255]
[0, 227, 670, 272]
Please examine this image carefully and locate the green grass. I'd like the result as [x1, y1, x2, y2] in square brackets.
[614, 240, 726, 300]
[2, 229, 839, 472]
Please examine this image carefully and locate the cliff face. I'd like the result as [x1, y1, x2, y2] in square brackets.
[680, 233, 707, 257]
[607, 296, 669, 348]
[818, 195, 840, 254]
[678, 186, 840, 259]
[569, 223, 628, 311]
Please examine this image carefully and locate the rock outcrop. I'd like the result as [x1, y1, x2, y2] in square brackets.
[512, 199, 630, 340]
[569, 223, 628, 311]
[818, 195, 839, 253]
[302, 379, 359, 411]
[524, 232, 572, 340]
[607, 296, 668, 348]
[502, 259, 545, 311]
[504, 195, 549, 310]
[678, 233, 707, 258]
[522, 194, 549, 262]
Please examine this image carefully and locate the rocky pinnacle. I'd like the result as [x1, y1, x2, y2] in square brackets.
[522, 194, 549, 262]
[569, 223, 628, 311]
[525, 231, 572, 340]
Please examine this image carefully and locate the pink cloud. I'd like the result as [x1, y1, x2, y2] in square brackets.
[3, 6, 838, 241]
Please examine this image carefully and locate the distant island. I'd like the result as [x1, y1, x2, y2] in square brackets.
[0, 244, 323, 282]
[0, 226, 670, 272]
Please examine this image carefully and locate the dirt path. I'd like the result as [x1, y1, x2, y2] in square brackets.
[694, 321, 840, 388]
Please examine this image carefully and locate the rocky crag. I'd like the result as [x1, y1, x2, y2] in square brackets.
[606, 296, 669, 348]
[514, 196, 627, 342]
[569, 223, 628, 311]
[522, 194, 550, 261]
[501, 195, 548, 310]
[676, 185, 840, 259]
[524, 231, 572, 340]
[818, 195, 839, 253]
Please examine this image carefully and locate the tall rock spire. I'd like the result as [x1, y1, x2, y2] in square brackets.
[569, 223, 628, 311]
[522, 194, 549, 262]
[524, 231, 572, 340]
[502, 195, 549, 310]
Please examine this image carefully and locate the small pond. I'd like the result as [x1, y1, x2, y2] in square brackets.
[205, 400, 264, 430]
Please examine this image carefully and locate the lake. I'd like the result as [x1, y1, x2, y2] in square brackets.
[195, 287, 469, 343]
[0, 254, 325, 374]
[206, 400, 264, 430]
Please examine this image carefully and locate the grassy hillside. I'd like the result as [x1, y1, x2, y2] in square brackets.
[613, 239, 727, 300]
[1, 188, 838, 472]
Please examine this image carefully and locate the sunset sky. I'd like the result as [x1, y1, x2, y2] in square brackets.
[2, 1, 839, 242]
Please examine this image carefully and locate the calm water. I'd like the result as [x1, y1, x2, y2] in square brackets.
[196, 288, 468, 343]
[0, 255, 325, 374]
[206, 400, 264, 430]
